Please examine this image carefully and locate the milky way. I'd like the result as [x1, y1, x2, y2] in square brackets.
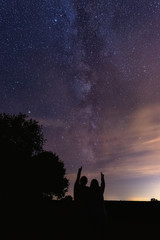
[1, 0, 160, 200]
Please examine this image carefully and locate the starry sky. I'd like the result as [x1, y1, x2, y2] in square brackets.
[1, 0, 160, 201]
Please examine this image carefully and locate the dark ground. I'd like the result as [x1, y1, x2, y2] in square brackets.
[1, 200, 160, 239]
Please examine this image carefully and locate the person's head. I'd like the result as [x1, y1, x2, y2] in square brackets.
[80, 176, 88, 186]
[90, 179, 99, 189]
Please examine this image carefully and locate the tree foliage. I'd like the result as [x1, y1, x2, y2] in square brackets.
[0, 113, 69, 200]
[32, 151, 69, 200]
[0, 113, 44, 158]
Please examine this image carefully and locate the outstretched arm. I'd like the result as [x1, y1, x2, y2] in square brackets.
[101, 172, 105, 194]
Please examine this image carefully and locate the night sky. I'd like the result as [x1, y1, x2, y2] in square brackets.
[1, 0, 160, 200]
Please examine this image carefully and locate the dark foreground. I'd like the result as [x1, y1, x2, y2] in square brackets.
[1, 200, 160, 239]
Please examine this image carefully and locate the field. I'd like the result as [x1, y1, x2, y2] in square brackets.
[1, 200, 160, 239]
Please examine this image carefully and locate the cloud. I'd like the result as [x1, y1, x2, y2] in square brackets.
[66, 104, 160, 199]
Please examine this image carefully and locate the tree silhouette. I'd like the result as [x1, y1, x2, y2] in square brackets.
[0, 113, 45, 200]
[0, 113, 68, 200]
[32, 151, 69, 200]
[0, 113, 44, 158]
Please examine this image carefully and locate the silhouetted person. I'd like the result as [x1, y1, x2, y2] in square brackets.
[73, 167, 90, 236]
[88, 172, 107, 239]
[74, 166, 89, 202]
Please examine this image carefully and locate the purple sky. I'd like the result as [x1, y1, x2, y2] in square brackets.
[1, 0, 160, 200]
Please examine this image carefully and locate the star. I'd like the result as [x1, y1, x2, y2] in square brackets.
[1, 0, 160, 201]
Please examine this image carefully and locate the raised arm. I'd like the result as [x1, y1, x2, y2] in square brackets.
[74, 167, 82, 200]
[75, 166, 82, 184]
[101, 172, 105, 194]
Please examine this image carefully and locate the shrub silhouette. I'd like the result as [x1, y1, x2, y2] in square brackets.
[32, 151, 69, 200]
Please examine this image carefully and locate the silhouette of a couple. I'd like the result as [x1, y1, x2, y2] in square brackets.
[74, 166, 107, 238]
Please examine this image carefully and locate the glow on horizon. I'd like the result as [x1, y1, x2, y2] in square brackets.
[2, 1, 160, 202]
[65, 104, 160, 201]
